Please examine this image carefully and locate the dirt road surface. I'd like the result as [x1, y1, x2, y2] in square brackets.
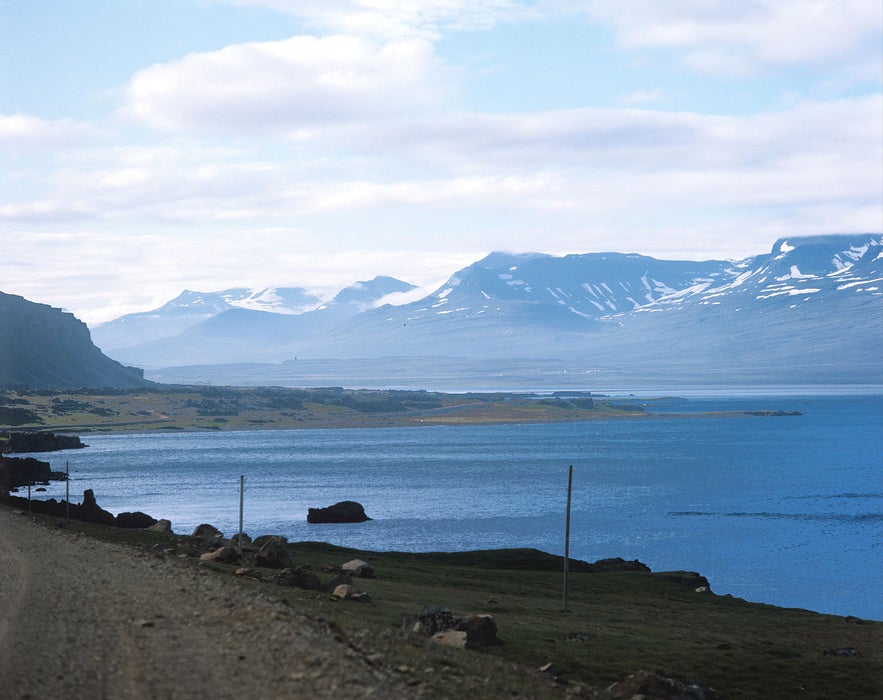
[0, 507, 408, 699]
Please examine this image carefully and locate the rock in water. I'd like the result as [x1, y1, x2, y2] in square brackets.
[80, 489, 116, 526]
[306, 501, 370, 524]
[116, 511, 157, 529]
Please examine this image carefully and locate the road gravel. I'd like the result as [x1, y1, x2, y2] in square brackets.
[0, 507, 408, 699]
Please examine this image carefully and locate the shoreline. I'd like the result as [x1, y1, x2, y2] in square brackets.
[0, 384, 826, 436]
[3, 502, 881, 698]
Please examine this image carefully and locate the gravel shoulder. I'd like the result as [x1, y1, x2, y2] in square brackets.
[0, 507, 407, 699]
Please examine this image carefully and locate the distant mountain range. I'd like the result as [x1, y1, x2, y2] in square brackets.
[0, 292, 149, 390]
[91, 234, 882, 389]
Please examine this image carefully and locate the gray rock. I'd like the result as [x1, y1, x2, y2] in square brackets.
[341, 559, 374, 578]
[254, 536, 292, 569]
[147, 519, 173, 534]
[192, 523, 223, 542]
[607, 670, 719, 699]
[200, 546, 239, 564]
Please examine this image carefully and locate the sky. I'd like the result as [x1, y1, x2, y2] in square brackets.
[2, 0, 881, 325]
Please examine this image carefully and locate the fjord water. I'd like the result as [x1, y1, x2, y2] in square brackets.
[33, 394, 882, 620]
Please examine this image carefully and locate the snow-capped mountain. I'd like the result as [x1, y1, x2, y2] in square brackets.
[98, 277, 416, 366]
[95, 235, 883, 387]
[92, 286, 322, 352]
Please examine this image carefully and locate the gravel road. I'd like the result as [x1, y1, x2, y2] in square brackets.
[0, 507, 407, 699]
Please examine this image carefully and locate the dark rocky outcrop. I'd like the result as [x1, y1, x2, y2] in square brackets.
[1, 431, 85, 453]
[589, 557, 651, 573]
[0, 486, 167, 533]
[115, 511, 158, 529]
[79, 489, 117, 526]
[0, 455, 53, 490]
[307, 501, 371, 524]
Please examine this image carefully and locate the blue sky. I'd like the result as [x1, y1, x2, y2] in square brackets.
[2, 0, 881, 324]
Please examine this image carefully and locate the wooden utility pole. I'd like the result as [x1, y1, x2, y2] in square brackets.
[65, 461, 70, 519]
[563, 465, 573, 612]
[238, 475, 245, 558]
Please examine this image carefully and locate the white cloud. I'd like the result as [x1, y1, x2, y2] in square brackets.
[217, 0, 535, 39]
[0, 114, 97, 152]
[123, 34, 448, 132]
[577, 0, 883, 76]
[4, 95, 879, 229]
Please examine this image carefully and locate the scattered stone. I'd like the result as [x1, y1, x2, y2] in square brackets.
[230, 532, 252, 548]
[432, 630, 468, 648]
[341, 558, 374, 578]
[463, 614, 497, 646]
[332, 584, 357, 600]
[306, 501, 371, 524]
[822, 647, 862, 657]
[322, 570, 353, 592]
[234, 568, 262, 579]
[265, 567, 322, 590]
[147, 519, 173, 534]
[539, 662, 558, 677]
[192, 523, 224, 543]
[607, 670, 718, 699]
[403, 606, 497, 648]
[200, 546, 239, 564]
[254, 536, 292, 569]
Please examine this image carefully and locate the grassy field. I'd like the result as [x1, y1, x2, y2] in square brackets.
[15, 510, 882, 699]
[0, 385, 648, 435]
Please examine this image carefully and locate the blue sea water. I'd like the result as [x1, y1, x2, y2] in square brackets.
[24, 394, 882, 620]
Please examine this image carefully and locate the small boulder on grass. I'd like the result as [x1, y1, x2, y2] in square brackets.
[147, 519, 173, 534]
[331, 584, 371, 603]
[254, 536, 292, 569]
[607, 670, 718, 700]
[267, 567, 322, 590]
[341, 559, 374, 578]
[403, 606, 497, 648]
[200, 546, 239, 564]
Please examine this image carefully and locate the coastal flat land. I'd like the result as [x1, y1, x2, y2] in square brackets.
[0, 386, 646, 434]
[1, 505, 881, 699]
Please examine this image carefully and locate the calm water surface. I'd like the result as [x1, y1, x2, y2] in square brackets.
[27, 394, 882, 620]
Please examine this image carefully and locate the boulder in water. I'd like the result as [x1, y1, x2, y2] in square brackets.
[307, 501, 370, 524]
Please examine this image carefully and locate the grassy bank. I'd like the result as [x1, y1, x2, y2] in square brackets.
[0, 386, 647, 434]
[12, 508, 882, 699]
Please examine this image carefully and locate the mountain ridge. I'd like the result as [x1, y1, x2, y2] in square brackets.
[89, 234, 882, 388]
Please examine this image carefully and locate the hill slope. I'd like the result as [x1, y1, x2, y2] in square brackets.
[0, 292, 149, 390]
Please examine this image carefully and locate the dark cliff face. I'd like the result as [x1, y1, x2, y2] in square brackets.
[0, 292, 150, 390]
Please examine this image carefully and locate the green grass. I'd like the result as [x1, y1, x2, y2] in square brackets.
[16, 512, 882, 699]
[0, 387, 648, 434]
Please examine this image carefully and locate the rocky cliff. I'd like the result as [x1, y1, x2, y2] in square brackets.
[0, 291, 150, 390]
